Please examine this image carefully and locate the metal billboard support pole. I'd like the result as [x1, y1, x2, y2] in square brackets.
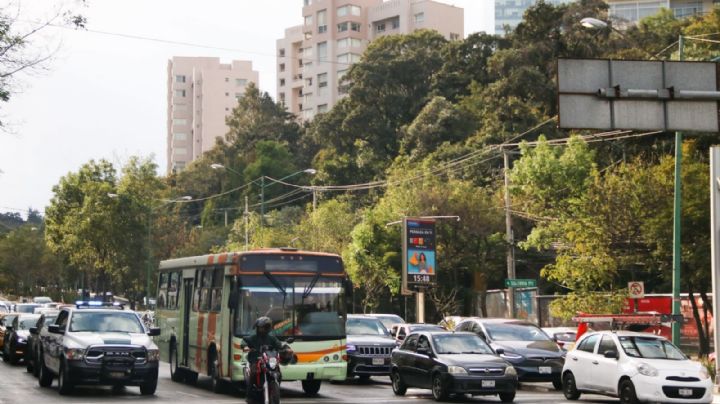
[417, 290, 425, 323]
[710, 147, 720, 384]
[504, 149, 516, 318]
[671, 35, 685, 346]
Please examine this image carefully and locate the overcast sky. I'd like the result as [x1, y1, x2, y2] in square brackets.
[0, 0, 494, 217]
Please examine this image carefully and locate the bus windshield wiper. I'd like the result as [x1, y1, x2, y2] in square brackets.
[263, 271, 286, 297]
[302, 272, 321, 299]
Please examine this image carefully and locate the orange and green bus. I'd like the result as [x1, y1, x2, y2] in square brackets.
[155, 248, 350, 395]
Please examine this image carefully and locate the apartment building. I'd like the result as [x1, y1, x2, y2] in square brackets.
[167, 57, 258, 174]
[277, 0, 464, 121]
[606, 0, 713, 24]
[495, 0, 572, 35]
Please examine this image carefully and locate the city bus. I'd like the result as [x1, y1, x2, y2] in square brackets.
[154, 248, 350, 395]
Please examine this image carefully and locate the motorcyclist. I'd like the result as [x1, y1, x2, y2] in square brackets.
[241, 317, 292, 401]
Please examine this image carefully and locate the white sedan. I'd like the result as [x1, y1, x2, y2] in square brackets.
[562, 330, 712, 404]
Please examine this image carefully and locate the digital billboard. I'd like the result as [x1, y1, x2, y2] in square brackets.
[402, 218, 437, 292]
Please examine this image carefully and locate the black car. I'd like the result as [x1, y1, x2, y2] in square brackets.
[3, 314, 41, 364]
[26, 311, 59, 375]
[391, 331, 518, 402]
[455, 318, 565, 390]
[345, 314, 397, 381]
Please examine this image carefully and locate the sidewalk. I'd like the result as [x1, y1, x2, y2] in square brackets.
[523, 382, 720, 402]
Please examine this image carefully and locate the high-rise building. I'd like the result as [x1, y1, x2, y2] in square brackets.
[495, 0, 572, 35]
[277, 0, 464, 121]
[606, 0, 712, 24]
[167, 57, 259, 174]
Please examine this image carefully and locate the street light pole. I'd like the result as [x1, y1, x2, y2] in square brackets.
[671, 35, 685, 346]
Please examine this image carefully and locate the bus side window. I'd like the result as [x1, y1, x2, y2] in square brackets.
[192, 269, 202, 311]
[168, 272, 179, 310]
[157, 273, 168, 309]
[210, 267, 223, 312]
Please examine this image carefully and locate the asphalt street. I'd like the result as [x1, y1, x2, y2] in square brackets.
[0, 359, 625, 404]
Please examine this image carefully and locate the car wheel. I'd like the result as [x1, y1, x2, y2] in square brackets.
[140, 380, 157, 396]
[431, 373, 449, 401]
[58, 360, 73, 395]
[391, 370, 407, 396]
[169, 343, 183, 382]
[33, 350, 41, 377]
[38, 358, 53, 387]
[552, 378, 563, 391]
[301, 379, 322, 396]
[9, 344, 18, 365]
[499, 392, 516, 403]
[563, 372, 581, 400]
[619, 379, 639, 404]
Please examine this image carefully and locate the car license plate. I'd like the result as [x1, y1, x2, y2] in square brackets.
[109, 371, 125, 378]
[372, 358, 384, 365]
[538, 366, 552, 374]
[481, 380, 495, 388]
[678, 388, 693, 397]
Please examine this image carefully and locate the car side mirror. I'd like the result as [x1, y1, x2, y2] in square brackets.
[29, 327, 38, 335]
[148, 327, 161, 337]
[417, 347, 431, 356]
[48, 324, 63, 334]
[603, 350, 619, 359]
[495, 348, 505, 355]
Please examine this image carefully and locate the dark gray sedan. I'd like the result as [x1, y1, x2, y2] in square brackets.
[390, 331, 518, 402]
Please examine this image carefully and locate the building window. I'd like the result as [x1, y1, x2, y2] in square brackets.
[391, 17, 400, 29]
[235, 92, 244, 99]
[337, 38, 348, 49]
[236, 78, 247, 86]
[225, 92, 229, 96]
[450, 33, 460, 41]
[338, 22, 348, 32]
[174, 104, 187, 111]
[225, 107, 229, 111]
[174, 89, 186, 97]
[174, 133, 187, 141]
[338, 53, 361, 64]
[317, 73, 328, 96]
[173, 118, 187, 125]
[337, 5, 361, 17]
[415, 12, 425, 23]
[280, 78, 286, 87]
[317, 10, 327, 33]
[174, 147, 187, 155]
[279, 63, 286, 72]
[279, 48, 286, 57]
[305, 77, 313, 87]
[376, 22, 386, 32]
[304, 0, 312, 5]
[304, 14, 313, 26]
[318, 104, 328, 113]
[225, 77, 229, 82]
[317, 41, 328, 62]
[351, 22, 361, 32]
[279, 92, 286, 103]
[175, 75, 186, 83]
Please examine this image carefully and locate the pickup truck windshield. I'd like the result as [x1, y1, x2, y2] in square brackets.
[70, 312, 144, 333]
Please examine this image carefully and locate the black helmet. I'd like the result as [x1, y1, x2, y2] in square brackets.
[255, 316, 272, 334]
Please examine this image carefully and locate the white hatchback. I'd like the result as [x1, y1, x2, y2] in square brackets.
[562, 330, 712, 404]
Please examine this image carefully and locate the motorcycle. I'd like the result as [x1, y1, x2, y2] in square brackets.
[244, 344, 293, 404]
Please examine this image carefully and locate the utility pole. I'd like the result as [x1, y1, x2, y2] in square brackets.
[260, 176, 265, 227]
[244, 196, 249, 251]
[503, 149, 516, 318]
[224, 209, 228, 227]
[671, 35, 685, 346]
[710, 146, 720, 384]
[312, 187, 317, 212]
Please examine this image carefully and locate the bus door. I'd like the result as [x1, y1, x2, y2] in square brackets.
[182, 278, 193, 367]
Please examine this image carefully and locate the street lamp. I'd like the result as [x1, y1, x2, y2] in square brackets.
[210, 163, 245, 178]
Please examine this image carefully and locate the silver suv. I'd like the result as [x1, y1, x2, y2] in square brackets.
[36, 302, 161, 395]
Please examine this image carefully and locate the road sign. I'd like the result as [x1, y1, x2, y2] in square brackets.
[505, 279, 536, 288]
[628, 281, 645, 299]
[402, 218, 437, 292]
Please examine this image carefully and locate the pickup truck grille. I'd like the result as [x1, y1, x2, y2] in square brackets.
[356, 346, 393, 356]
[85, 346, 147, 365]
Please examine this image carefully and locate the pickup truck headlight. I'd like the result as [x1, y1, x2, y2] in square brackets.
[636, 363, 658, 377]
[65, 348, 85, 361]
[447, 365, 467, 375]
[346, 344, 356, 352]
[146, 349, 160, 362]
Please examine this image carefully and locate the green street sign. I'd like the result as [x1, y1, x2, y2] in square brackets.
[505, 279, 537, 288]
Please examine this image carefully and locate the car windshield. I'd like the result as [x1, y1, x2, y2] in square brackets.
[618, 336, 686, 360]
[69, 312, 145, 333]
[347, 318, 389, 336]
[485, 323, 551, 342]
[411, 325, 445, 332]
[18, 317, 40, 330]
[554, 332, 576, 342]
[2, 315, 17, 326]
[434, 334, 494, 354]
[16, 304, 40, 313]
[373, 315, 403, 330]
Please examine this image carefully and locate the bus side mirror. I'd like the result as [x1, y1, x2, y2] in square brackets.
[228, 289, 239, 310]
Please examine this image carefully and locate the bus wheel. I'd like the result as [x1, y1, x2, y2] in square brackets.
[169, 343, 183, 382]
[185, 370, 198, 385]
[209, 352, 224, 394]
[301, 380, 321, 396]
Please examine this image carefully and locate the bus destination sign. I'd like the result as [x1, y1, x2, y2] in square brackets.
[403, 218, 437, 292]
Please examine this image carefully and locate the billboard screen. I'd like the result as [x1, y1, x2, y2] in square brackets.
[403, 218, 437, 291]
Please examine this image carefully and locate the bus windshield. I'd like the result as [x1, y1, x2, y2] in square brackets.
[234, 276, 345, 339]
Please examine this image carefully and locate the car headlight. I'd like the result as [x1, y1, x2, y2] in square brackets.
[447, 365, 467, 375]
[146, 348, 160, 362]
[500, 352, 524, 360]
[699, 366, 710, 380]
[636, 363, 658, 377]
[65, 348, 85, 361]
[505, 366, 517, 376]
[346, 344, 356, 352]
[268, 357, 278, 370]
